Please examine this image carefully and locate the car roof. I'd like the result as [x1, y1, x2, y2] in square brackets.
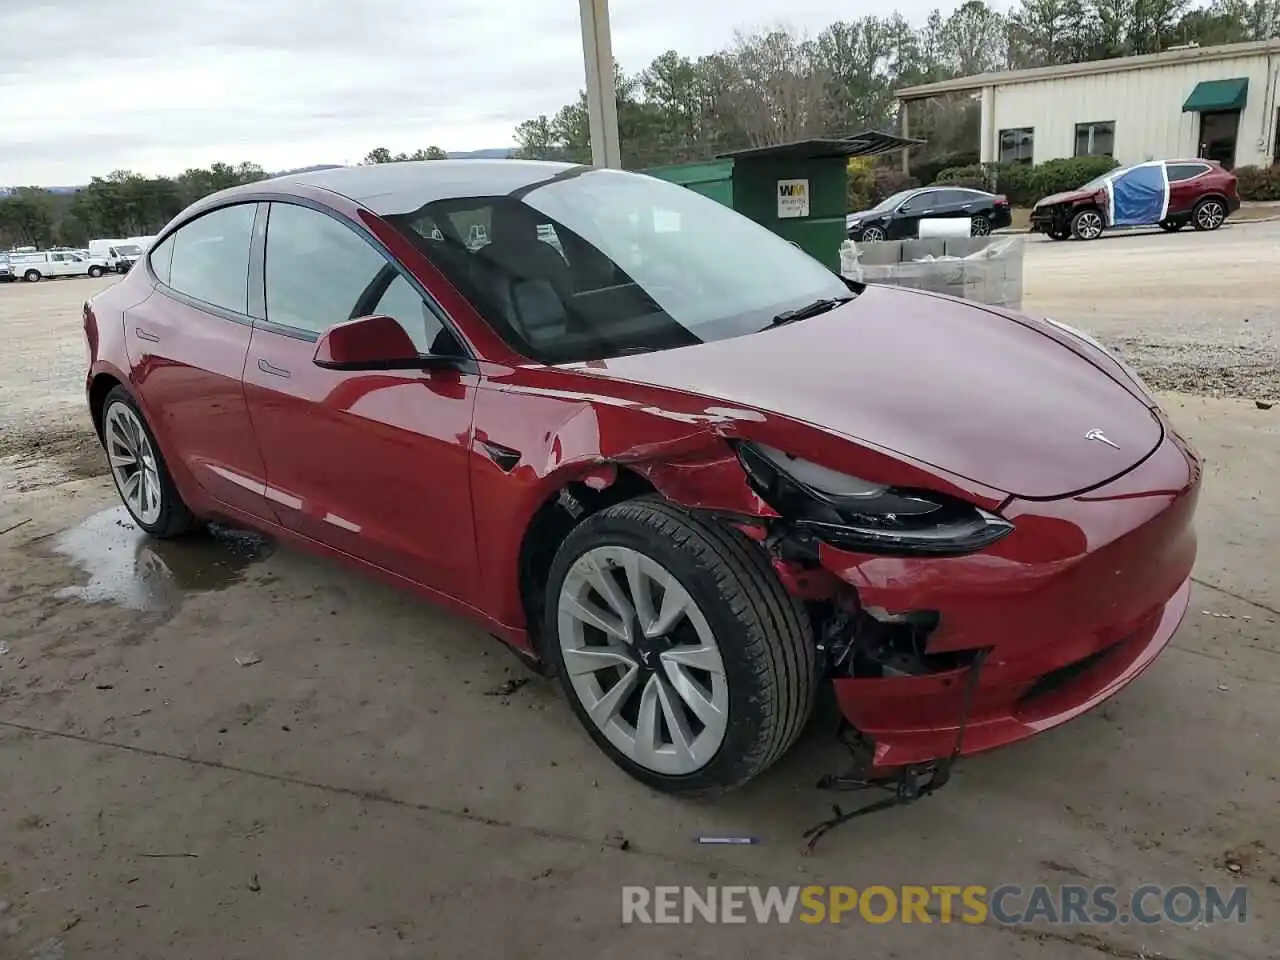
[255, 159, 585, 215]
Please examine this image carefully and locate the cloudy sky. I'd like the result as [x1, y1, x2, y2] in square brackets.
[1, 0, 962, 186]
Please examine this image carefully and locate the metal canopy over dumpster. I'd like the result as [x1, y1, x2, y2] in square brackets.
[644, 132, 921, 272]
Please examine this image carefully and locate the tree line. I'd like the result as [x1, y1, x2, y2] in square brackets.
[0, 147, 446, 250]
[513, 0, 1280, 177]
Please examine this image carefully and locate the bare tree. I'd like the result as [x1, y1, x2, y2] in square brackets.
[722, 27, 831, 146]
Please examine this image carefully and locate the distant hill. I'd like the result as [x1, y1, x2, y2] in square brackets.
[447, 148, 516, 159]
[1, 149, 517, 194]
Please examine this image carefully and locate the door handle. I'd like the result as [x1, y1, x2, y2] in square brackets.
[257, 358, 291, 379]
[134, 327, 160, 342]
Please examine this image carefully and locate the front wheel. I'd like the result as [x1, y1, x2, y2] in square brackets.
[859, 225, 886, 243]
[23, 270, 41, 282]
[101, 387, 199, 538]
[546, 498, 816, 794]
[1192, 198, 1226, 231]
[1070, 208, 1104, 241]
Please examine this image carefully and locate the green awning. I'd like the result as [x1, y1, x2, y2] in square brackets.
[1182, 78, 1249, 113]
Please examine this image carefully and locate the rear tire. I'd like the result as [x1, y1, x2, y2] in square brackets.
[546, 497, 816, 794]
[1070, 208, 1104, 241]
[101, 386, 199, 539]
[23, 270, 41, 282]
[1192, 197, 1226, 231]
[88, 265, 104, 278]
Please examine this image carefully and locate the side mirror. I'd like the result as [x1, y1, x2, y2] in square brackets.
[313, 315, 436, 372]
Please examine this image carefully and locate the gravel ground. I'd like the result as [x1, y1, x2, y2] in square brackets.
[1022, 219, 1280, 401]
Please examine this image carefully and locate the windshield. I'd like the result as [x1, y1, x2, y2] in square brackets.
[861, 189, 917, 214]
[1079, 168, 1125, 191]
[385, 168, 850, 364]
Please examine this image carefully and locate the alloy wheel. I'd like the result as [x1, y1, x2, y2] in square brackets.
[970, 216, 991, 236]
[1074, 211, 1103, 240]
[860, 226, 886, 243]
[1196, 201, 1225, 230]
[104, 402, 163, 526]
[557, 544, 728, 777]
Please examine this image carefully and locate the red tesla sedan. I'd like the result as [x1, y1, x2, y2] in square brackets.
[83, 160, 1200, 793]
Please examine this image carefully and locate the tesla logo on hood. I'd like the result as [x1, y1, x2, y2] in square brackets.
[1085, 428, 1120, 449]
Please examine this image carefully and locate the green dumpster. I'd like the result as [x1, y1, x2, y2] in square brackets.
[644, 134, 920, 272]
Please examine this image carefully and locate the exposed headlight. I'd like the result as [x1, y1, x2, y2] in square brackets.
[737, 443, 1013, 557]
[1041, 316, 1155, 402]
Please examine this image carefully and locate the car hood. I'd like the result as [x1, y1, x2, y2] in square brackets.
[846, 208, 886, 222]
[572, 285, 1162, 500]
[1036, 188, 1098, 208]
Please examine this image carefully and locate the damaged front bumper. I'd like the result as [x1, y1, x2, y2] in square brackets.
[811, 429, 1200, 777]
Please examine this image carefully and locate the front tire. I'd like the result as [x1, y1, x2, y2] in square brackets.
[546, 498, 816, 794]
[1192, 198, 1226, 231]
[859, 225, 886, 243]
[1070, 208, 1104, 241]
[23, 270, 41, 282]
[101, 386, 199, 538]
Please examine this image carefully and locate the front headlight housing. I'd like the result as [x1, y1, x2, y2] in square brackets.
[737, 443, 1013, 557]
[1040, 315, 1156, 403]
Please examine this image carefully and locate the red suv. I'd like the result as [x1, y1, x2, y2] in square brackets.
[1030, 159, 1239, 241]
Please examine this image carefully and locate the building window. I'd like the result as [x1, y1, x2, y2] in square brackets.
[998, 127, 1034, 165]
[1074, 121, 1115, 158]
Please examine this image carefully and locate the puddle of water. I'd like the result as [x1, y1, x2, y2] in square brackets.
[51, 506, 273, 613]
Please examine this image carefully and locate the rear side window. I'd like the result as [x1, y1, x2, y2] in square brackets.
[1167, 162, 1211, 182]
[166, 203, 256, 314]
[263, 202, 450, 351]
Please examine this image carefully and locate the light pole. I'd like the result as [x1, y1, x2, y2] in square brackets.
[579, 0, 622, 168]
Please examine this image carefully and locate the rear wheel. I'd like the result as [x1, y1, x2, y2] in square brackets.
[970, 214, 991, 236]
[1070, 208, 1104, 241]
[1192, 198, 1226, 231]
[23, 270, 41, 282]
[88, 265, 104, 278]
[101, 386, 199, 538]
[546, 498, 816, 794]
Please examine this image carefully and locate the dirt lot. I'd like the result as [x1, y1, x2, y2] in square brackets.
[1, 230, 1278, 959]
[1024, 219, 1280, 401]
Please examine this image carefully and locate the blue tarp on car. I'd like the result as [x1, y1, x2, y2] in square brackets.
[1105, 162, 1169, 227]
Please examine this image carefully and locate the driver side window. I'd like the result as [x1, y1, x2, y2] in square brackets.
[264, 202, 451, 353]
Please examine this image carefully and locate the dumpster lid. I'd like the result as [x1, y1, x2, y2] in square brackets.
[716, 131, 923, 162]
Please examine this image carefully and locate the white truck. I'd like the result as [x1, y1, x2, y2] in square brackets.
[88, 238, 145, 273]
[8, 250, 110, 282]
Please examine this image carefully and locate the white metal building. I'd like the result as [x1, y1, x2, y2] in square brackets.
[897, 39, 1280, 171]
